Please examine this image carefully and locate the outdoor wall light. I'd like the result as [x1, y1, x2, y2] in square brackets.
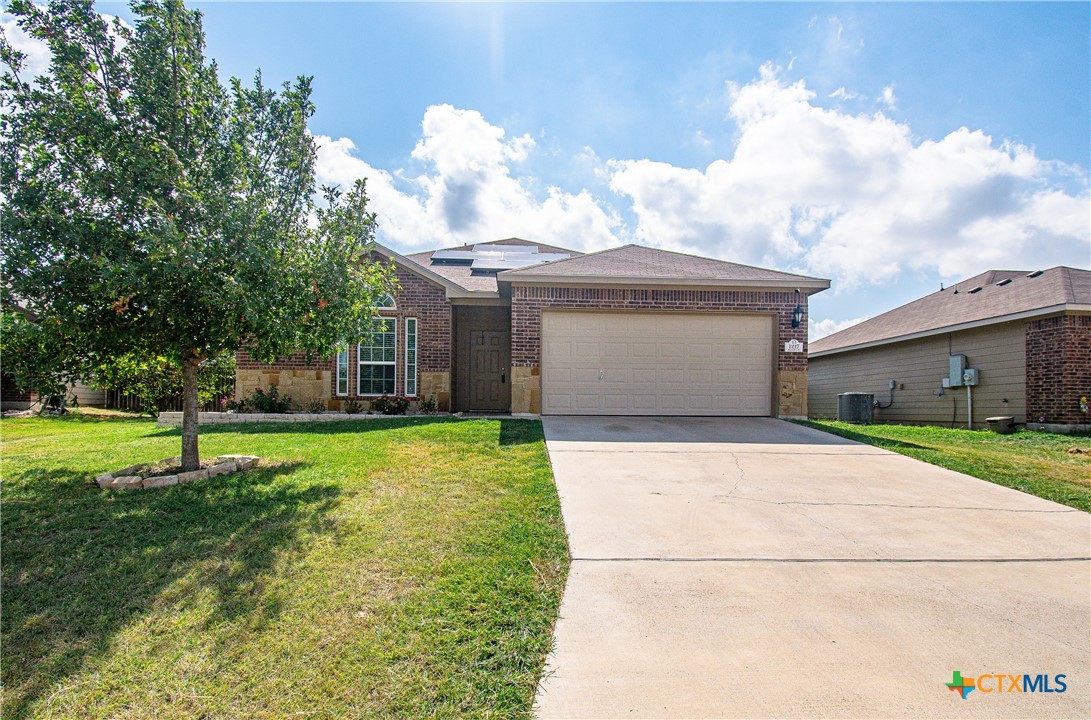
[791, 288, 804, 328]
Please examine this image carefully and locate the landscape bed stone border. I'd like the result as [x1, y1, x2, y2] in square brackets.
[95, 455, 260, 491]
[156, 411, 538, 426]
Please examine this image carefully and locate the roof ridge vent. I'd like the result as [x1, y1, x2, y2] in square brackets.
[1027, 270, 1043, 278]
[996, 278, 1012, 286]
[968, 286, 983, 294]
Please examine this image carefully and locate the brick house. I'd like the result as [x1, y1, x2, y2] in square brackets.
[808, 266, 1091, 431]
[237, 239, 830, 417]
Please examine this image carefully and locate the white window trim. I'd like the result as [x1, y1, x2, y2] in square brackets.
[405, 317, 418, 397]
[336, 346, 349, 396]
[357, 318, 396, 396]
[377, 293, 396, 310]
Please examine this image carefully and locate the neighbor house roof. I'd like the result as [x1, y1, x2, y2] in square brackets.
[810, 266, 1091, 357]
[498, 244, 830, 290]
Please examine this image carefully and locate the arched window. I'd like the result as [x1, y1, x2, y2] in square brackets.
[377, 293, 396, 310]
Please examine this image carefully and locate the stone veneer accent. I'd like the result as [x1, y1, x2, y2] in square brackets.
[511, 366, 541, 415]
[236, 255, 453, 410]
[1026, 314, 1091, 429]
[510, 285, 809, 416]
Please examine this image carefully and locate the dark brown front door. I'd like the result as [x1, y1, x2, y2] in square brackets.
[469, 331, 510, 412]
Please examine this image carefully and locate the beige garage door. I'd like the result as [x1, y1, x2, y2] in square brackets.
[541, 311, 773, 416]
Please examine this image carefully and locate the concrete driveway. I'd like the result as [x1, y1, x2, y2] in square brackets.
[534, 417, 1090, 719]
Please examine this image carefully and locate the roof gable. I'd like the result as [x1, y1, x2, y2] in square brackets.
[810, 266, 1091, 355]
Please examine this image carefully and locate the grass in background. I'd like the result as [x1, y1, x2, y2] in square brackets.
[797, 420, 1091, 512]
[1, 415, 568, 719]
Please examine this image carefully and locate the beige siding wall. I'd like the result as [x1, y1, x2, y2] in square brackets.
[67, 381, 105, 407]
[808, 321, 1026, 427]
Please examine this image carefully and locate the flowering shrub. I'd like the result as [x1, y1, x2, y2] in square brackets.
[371, 393, 410, 415]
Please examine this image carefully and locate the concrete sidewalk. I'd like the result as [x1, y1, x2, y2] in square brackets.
[534, 417, 1090, 719]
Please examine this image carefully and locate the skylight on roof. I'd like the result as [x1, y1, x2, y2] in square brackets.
[1027, 270, 1043, 278]
[968, 286, 982, 293]
[997, 278, 1012, 286]
[430, 244, 570, 273]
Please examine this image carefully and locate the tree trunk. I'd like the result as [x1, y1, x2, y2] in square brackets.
[180, 351, 201, 471]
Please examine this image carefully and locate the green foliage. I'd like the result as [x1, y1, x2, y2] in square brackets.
[371, 393, 410, 415]
[342, 396, 363, 414]
[303, 397, 326, 414]
[418, 395, 439, 415]
[1, 0, 394, 467]
[0, 309, 85, 399]
[234, 384, 292, 413]
[91, 352, 236, 415]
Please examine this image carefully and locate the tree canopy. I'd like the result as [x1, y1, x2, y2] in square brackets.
[1, 0, 393, 468]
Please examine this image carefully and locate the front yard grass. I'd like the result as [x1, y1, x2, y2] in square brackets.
[0, 415, 569, 719]
[797, 420, 1091, 512]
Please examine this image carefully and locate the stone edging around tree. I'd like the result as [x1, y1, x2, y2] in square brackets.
[95, 455, 260, 491]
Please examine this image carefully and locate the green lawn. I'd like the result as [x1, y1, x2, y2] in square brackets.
[797, 420, 1091, 512]
[0, 414, 569, 719]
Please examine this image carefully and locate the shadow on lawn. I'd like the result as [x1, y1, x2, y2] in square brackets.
[149, 414, 465, 438]
[150, 415, 544, 444]
[0, 461, 340, 719]
[795, 420, 928, 451]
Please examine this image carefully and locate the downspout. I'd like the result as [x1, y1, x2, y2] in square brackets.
[966, 384, 973, 430]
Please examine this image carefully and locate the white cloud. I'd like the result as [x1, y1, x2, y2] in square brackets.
[828, 87, 859, 101]
[608, 63, 1090, 288]
[809, 315, 869, 341]
[2, 10, 133, 82]
[1, 12, 51, 80]
[315, 104, 623, 252]
[880, 83, 897, 109]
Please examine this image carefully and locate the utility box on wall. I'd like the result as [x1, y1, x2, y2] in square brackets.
[949, 355, 966, 387]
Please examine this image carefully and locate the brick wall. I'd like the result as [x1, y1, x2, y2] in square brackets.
[1, 370, 36, 406]
[1026, 314, 1091, 426]
[235, 256, 452, 401]
[510, 286, 809, 372]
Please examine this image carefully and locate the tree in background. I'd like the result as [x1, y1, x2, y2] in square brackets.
[92, 353, 236, 415]
[0, 309, 88, 408]
[1, 0, 393, 469]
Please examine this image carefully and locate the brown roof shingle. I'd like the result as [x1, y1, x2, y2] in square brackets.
[810, 266, 1091, 355]
[498, 244, 828, 286]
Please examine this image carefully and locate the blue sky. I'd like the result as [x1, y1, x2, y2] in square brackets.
[8, 2, 1090, 338]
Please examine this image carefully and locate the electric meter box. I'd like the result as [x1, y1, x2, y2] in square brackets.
[949, 355, 966, 387]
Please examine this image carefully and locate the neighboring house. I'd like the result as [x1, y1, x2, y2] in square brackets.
[236, 238, 829, 417]
[808, 267, 1091, 431]
[0, 373, 105, 411]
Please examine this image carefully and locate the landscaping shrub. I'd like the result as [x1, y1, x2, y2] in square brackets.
[371, 394, 410, 415]
[233, 385, 292, 413]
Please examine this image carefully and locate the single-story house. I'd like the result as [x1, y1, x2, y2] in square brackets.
[808, 266, 1091, 432]
[0, 376, 104, 411]
[236, 238, 830, 417]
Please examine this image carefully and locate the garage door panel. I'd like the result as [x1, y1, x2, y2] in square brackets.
[542, 311, 773, 416]
[603, 394, 629, 409]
